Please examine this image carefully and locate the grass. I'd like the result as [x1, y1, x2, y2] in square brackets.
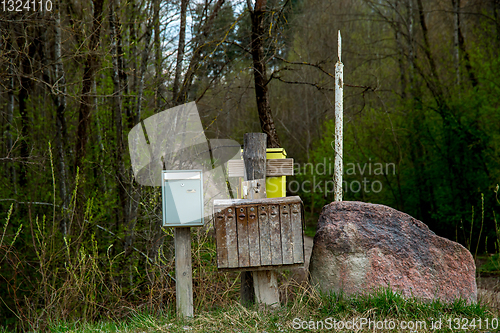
[29, 286, 496, 333]
[304, 225, 316, 238]
[478, 254, 500, 275]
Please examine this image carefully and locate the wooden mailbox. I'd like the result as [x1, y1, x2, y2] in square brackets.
[213, 196, 304, 271]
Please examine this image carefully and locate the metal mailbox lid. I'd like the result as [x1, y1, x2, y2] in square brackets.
[164, 172, 201, 180]
[162, 170, 204, 227]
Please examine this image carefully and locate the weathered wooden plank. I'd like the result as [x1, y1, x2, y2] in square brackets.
[269, 204, 282, 265]
[258, 205, 272, 266]
[247, 205, 260, 267]
[175, 227, 193, 318]
[280, 203, 293, 265]
[227, 160, 245, 178]
[227, 159, 294, 178]
[219, 263, 303, 272]
[291, 202, 304, 264]
[253, 270, 279, 308]
[241, 179, 266, 199]
[214, 205, 228, 268]
[266, 159, 294, 176]
[225, 207, 239, 268]
[236, 207, 250, 267]
[213, 196, 301, 208]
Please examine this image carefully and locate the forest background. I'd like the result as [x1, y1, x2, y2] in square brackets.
[0, 0, 499, 329]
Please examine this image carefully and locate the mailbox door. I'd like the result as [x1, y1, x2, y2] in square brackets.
[162, 171, 204, 227]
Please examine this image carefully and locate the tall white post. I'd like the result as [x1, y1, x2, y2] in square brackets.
[334, 30, 344, 202]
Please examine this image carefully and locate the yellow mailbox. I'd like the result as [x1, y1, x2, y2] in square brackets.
[266, 148, 287, 198]
[229, 148, 292, 199]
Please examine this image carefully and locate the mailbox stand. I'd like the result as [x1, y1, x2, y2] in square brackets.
[216, 133, 303, 308]
[162, 170, 204, 317]
[175, 227, 193, 317]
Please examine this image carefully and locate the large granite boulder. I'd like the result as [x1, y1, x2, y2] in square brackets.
[309, 201, 477, 303]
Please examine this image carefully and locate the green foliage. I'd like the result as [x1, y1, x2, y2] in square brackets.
[296, 58, 500, 246]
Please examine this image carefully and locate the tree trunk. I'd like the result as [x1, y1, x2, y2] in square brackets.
[494, 0, 500, 48]
[154, 0, 162, 111]
[74, 0, 104, 173]
[394, 19, 406, 99]
[416, 0, 447, 110]
[128, 0, 137, 125]
[250, 0, 281, 148]
[454, 0, 478, 88]
[54, 0, 70, 234]
[173, 0, 188, 103]
[6, 39, 18, 196]
[18, 39, 36, 188]
[115, 0, 130, 128]
[74, 0, 105, 233]
[93, 79, 107, 193]
[453, 0, 460, 86]
[135, 9, 153, 123]
[176, 0, 225, 104]
[110, 0, 128, 229]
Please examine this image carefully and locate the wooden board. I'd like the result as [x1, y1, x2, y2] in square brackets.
[227, 159, 294, 177]
[258, 205, 272, 266]
[175, 227, 193, 317]
[280, 203, 294, 265]
[269, 203, 282, 265]
[214, 196, 302, 207]
[225, 207, 238, 268]
[247, 205, 261, 267]
[214, 207, 228, 268]
[236, 207, 250, 267]
[291, 202, 304, 264]
[219, 263, 304, 272]
[266, 159, 294, 176]
[253, 270, 279, 308]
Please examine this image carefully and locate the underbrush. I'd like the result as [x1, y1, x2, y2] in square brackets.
[0, 200, 241, 332]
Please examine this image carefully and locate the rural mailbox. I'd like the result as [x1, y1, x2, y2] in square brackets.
[213, 196, 304, 271]
[162, 170, 204, 227]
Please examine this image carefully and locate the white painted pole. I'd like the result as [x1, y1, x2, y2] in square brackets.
[334, 30, 344, 202]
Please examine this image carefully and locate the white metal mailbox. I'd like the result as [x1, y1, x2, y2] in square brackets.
[162, 170, 204, 227]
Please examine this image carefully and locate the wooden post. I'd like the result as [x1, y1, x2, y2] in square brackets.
[240, 133, 266, 305]
[175, 227, 193, 317]
[241, 133, 280, 307]
[334, 30, 344, 202]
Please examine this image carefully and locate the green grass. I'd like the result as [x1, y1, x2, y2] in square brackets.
[478, 254, 500, 274]
[29, 287, 496, 333]
[304, 225, 316, 238]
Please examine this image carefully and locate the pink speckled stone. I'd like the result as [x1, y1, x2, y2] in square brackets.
[309, 201, 477, 303]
